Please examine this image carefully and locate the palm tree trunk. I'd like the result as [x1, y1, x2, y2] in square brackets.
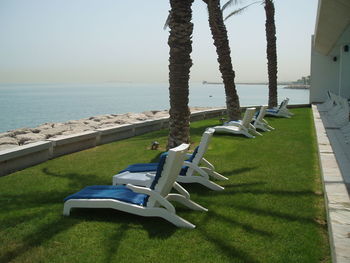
[167, 0, 194, 149]
[204, 0, 241, 120]
[264, 0, 278, 108]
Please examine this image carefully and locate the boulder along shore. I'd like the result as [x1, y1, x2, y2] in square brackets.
[0, 107, 216, 151]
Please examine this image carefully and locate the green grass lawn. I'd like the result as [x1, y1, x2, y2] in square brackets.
[0, 107, 330, 263]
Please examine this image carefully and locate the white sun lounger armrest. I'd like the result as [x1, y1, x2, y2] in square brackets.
[126, 184, 176, 213]
[183, 161, 209, 179]
[173, 182, 190, 199]
[200, 157, 215, 170]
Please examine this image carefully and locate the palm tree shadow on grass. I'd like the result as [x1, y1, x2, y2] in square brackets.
[149, 152, 162, 163]
[223, 181, 267, 188]
[0, 216, 79, 263]
[214, 188, 319, 197]
[197, 184, 321, 227]
[73, 208, 177, 237]
[217, 166, 259, 178]
[42, 168, 177, 236]
[101, 216, 179, 262]
[0, 169, 101, 261]
[1, 167, 179, 262]
[226, 203, 321, 226]
[196, 211, 266, 263]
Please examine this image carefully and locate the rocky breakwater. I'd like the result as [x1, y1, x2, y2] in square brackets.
[0, 107, 213, 151]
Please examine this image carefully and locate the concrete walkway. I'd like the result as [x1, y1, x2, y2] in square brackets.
[312, 105, 350, 263]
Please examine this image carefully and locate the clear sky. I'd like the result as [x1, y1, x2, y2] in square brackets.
[0, 0, 318, 83]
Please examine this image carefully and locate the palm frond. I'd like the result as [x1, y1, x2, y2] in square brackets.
[163, 11, 171, 30]
[224, 1, 262, 21]
[222, 0, 242, 12]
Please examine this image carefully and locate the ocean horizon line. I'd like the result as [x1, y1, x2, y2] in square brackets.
[0, 82, 309, 133]
[0, 81, 295, 86]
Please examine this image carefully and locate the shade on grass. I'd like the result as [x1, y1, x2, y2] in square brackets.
[0, 107, 330, 263]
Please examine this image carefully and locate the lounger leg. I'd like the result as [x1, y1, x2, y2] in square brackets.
[63, 203, 71, 216]
[250, 129, 263, 136]
[178, 176, 225, 191]
[201, 167, 228, 181]
[158, 210, 196, 229]
[265, 123, 274, 130]
[261, 119, 273, 130]
[199, 179, 225, 191]
[173, 182, 190, 199]
[261, 126, 270, 132]
[244, 131, 255, 138]
[166, 194, 208, 211]
[256, 122, 271, 132]
[201, 158, 215, 170]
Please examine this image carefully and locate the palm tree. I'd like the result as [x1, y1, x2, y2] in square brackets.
[167, 0, 194, 149]
[203, 0, 241, 120]
[224, 0, 278, 108]
[264, 0, 278, 108]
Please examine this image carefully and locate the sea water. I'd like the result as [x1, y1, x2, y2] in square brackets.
[0, 82, 309, 133]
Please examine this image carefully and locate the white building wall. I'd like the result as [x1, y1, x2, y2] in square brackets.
[310, 26, 350, 103]
[310, 39, 339, 103]
[339, 27, 350, 98]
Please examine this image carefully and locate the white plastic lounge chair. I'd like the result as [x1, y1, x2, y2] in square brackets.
[333, 107, 349, 127]
[113, 128, 227, 191]
[265, 99, 292, 118]
[252, 106, 274, 132]
[322, 94, 350, 128]
[341, 123, 350, 134]
[328, 95, 349, 116]
[281, 98, 294, 116]
[212, 108, 257, 138]
[342, 126, 350, 144]
[318, 91, 335, 112]
[63, 144, 207, 229]
[222, 108, 263, 136]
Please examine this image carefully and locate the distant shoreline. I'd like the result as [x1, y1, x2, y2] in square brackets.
[283, 84, 310, 90]
[202, 81, 296, 85]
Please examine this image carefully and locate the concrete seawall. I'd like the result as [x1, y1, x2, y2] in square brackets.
[0, 108, 228, 176]
[0, 104, 309, 176]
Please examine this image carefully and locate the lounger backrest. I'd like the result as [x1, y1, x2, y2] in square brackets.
[329, 91, 340, 105]
[147, 144, 189, 207]
[278, 99, 287, 110]
[184, 128, 214, 176]
[255, 105, 267, 122]
[339, 96, 350, 114]
[242, 108, 256, 128]
[284, 98, 290, 109]
[334, 108, 349, 126]
[191, 128, 214, 165]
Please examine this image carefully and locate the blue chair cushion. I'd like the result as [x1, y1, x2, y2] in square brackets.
[64, 185, 149, 206]
[224, 120, 240, 125]
[187, 146, 199, 162]
[119, 146, 199, 177]
[179, 146, 199, 176]
[266, 109, 278, 113]
[120, 164, 188, 177]
[119, 163, 158, 173]
[149, 152, 168, 189]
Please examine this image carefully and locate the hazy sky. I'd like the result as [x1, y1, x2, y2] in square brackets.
[0, 0, 318, 83]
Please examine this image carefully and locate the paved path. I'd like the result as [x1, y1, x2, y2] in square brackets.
[312, 105, 350, 263]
